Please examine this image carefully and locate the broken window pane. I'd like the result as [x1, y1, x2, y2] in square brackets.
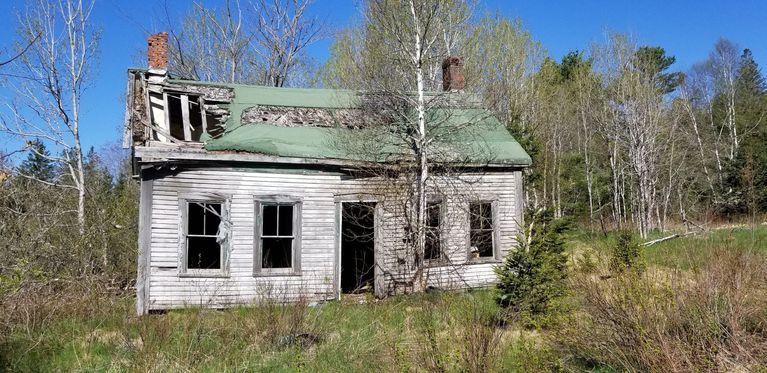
[262, 237, 292, 268]
[425, 202, 441, 260]
[186, 201, 223, 270]
[204, 204, 221, 235]
[187, 236, 221, 269]
[470, 202, 494, 258]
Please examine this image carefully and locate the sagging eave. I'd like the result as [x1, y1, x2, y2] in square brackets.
[134, 145, 530, 174]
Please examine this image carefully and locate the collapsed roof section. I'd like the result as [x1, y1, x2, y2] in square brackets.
[125, 72, 532, 167]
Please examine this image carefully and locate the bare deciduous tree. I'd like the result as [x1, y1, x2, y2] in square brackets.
[251, 0, 326, 87]
[168, 0, 255, 83]
[0, 0, 99, 234]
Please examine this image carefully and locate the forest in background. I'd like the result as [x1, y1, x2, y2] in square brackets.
[0, 1, 766, 371]
[2, 0, 764, 286]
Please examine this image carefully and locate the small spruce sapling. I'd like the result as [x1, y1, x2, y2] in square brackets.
[496, 208, 569, 316]
[609, 230, 644, 273]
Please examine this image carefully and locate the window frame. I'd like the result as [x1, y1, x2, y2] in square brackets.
[178, 197, 231, 278]
[467, 200, 501, 263]
[253, 195, 303, 276]
[424, 199, 446, 266]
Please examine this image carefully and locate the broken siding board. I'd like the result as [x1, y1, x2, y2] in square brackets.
[136, 176, 153, 315]
[180, 94, 192, 141]
[199, 96, 207, 133]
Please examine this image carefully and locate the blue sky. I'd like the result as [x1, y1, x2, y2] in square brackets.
[0, 0, 765, 152]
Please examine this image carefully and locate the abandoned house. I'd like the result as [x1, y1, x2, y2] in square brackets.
[127, 32, 531, 314]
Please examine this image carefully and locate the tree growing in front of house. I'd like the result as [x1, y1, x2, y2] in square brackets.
[333, 0, 482, 291]
[496, 208, 569, 317]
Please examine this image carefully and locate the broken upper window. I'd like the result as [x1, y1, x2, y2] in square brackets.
[165, 93, 219, 142]
[425, 202, 442, 261]
[186, 201, 223, 270]
[470, 202, 494, 258]
[260, 203, 298, 269]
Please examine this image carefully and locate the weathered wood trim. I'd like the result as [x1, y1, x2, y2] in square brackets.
[514, 170, 524, 235]
[162, 92, 170, 141]
[423, 198, 449, 267]
[134, 146, 530, 170]
[177, 194, 231, 278]
[374, 202, 384, 298]
[123, 73, 134, 148]
[142, 73, 154, 142]
[464, 198, 503, 263]
[199, 96, 207, 133]
[136, 176, 153, 315]
[492, 199, 502, 261]
[180, 94, 192, 141]
[334, 201, 342, 300]
[253, 195, 304, 277]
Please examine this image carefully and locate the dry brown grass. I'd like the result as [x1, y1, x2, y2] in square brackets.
[557, 246, 767, 372]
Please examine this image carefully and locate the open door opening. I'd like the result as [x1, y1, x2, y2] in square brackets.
[341, 202, 376, 294]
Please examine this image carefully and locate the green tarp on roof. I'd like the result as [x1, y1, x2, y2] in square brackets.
[167, 79, 531, 166]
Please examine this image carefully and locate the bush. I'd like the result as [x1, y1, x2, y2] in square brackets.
[496, 208, 569, 318]
[557, 246, 767, 372]
[609, 230, 644, 273]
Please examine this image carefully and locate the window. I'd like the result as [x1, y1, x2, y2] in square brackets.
[255, 198, 301, 274]
[185, 201, 224, 271]
[424, 202, 442, 261]
[469, 202, 494, 258]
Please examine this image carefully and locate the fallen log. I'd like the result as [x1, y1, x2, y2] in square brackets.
[642, 232, 696, 247]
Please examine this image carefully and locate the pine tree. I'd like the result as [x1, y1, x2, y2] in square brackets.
[17, 140, 56, 182]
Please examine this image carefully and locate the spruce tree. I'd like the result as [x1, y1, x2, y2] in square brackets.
[17, 140, 56, 182]
[496, 208, 569, 316]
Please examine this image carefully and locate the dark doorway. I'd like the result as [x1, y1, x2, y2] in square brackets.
[341, 202, 376, 294]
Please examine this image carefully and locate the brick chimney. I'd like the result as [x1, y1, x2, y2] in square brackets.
[147, 32, 168, 70]
[442, 56, 465, 91]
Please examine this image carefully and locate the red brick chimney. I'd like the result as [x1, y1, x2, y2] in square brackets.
[442, 56, 465, 91]
[147, 32, 168, 70]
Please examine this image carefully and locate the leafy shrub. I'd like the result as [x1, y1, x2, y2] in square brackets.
[496, 208, 570, 318]
[609, 230, 644, 273]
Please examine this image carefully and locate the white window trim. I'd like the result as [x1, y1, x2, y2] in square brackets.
[467, 199, 501, 263]
[178, 196, 231, 278]
[253, 195, 303, 276]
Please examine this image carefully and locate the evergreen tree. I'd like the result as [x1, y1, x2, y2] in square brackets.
[17, 140, 56, 182]
[634, 46, 683, 94]
[732, 49, 767, 211]
[496, 208, 569, 316]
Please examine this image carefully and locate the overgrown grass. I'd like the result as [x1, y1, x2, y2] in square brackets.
[2, 225, 765, 372]
[0, 288, 560, 372]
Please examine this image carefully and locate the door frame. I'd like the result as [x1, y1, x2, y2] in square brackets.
[334, 196, 381, 300]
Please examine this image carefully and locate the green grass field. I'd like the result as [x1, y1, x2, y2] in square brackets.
[1, 224, 764, 372]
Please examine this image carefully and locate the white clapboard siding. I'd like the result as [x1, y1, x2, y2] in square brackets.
[145, 168, 522, 310]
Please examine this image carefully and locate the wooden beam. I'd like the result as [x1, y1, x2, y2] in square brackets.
[199, 96, 208, 133]
[181, 94, 192, 141]
[136, 175, 153, 315]
[162, 92, 171, 142]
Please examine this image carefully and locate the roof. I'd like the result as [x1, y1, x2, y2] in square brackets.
[166, 78, 532, 167]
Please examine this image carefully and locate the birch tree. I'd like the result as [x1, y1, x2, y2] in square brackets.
[0, 0, 99, 234]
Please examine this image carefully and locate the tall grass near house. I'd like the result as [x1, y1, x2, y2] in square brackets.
[558, 238, 767, 372]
